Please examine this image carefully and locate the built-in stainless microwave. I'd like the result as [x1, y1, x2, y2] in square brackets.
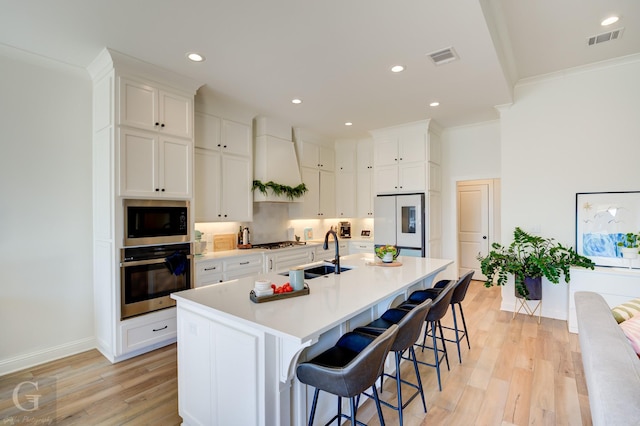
[124, 199, 190, 246]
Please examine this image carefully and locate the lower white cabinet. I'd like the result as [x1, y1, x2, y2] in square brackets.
[265, 247, 314, 273]
[314, 241, 349, 261]
[349, 241, 374, 254]
[118, 307, 177, 355]
[195, 254, 263, 287]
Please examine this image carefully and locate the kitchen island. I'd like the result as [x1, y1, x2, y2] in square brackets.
[171, 253, 452, 426]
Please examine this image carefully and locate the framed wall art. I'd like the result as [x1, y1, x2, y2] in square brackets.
[576, 191, 640, 268]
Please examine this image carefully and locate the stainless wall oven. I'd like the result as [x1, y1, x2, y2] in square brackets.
[120, 243, 193, 319]
[124, 199, 190, 246]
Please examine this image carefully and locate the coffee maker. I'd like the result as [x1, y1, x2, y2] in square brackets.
[339, 221, 351, 238]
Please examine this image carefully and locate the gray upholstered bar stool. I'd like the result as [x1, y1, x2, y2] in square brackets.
[296, 324, 399, 426]
[431, 270, 474, 363]
[353, 298, 433, 426]
[397, 279, 458, 391]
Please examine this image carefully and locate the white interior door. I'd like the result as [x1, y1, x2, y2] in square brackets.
[457, 182, 491, 279]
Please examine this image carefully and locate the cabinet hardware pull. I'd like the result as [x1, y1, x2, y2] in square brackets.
[240, 261, 249, 265]
[161, 123, 165, 128]
[399, 157, 402, 160]
[155, 122, 160, 126]
[153, 325, 168, 332]
[204, 266, 217, 271]
[155, 188, 160, 191]
[217, 144, 221, 147]
[223, 145, 227, 148]
[161, 188, 165, 192]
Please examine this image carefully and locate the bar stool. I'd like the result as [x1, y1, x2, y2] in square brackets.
[398, 279, 458, 391]
[296, 324, 399, 426]
[353, 299, 433, 426]
[431, 271, 474, 363]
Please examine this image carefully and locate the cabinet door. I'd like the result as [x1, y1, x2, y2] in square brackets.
[159, 90, 192, 139]
[221, 155, 252, 222]
[301, 167, 320, 218]
[119, 78, 157, 132]
[374, 136, 398, 167]
[335, 143, 356, 173]
[374, 165, 399, 194]
[300, 142, 319, 169]
[119, 128, 158, 196]
[319, 170, 336, 217]
[159, 137, 192, 198]
[356, 170, 374, 217]
[398, 163, 426, 192]
[195, 112, 221, 150]
[222, 119, 251, 157]
[195, 149, 221, 222]
[399, 130, 426, 164]
[336, 172, 356, 218]
[319, 145, 335, 171]
[356, 139, 373, 171]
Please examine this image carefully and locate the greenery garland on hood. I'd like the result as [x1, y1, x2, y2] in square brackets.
[252, 180, 308, 200]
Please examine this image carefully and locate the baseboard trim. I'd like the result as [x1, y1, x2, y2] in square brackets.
[0, 337, 97, 376]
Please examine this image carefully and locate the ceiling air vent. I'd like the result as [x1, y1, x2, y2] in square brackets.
[588, 28, 624, 46]
[427, 47, 458, 65]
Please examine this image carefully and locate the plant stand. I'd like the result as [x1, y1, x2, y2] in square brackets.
[513, 276, 542, 324]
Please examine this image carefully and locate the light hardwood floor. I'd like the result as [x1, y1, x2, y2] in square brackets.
[0, 281, 591, 425]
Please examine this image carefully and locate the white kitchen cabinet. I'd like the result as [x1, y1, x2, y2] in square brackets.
[299, 141, 335, 171]
[120, 77, 192, 139]
[195, 148, 252, 222]
[335, 142, 356, 173]
[314, 240, 349, 261]
[294, 168, 335, 218]
[119, 128, 192, 199]
[335, 171, 356, 218]
[194, 112, 252, 222]
[349, 241, 374, 254]
[196, 254, 263, 287]
[372, 122, 427, 194]
[90, 48, 199, 363]
[356, 139, 375, 217]
[265, 247, 314, 273]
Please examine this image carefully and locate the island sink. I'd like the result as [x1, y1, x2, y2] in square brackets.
[280, 263, 353, 280]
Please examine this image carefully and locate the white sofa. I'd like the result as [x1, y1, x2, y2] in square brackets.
[574, 291, 640, 425]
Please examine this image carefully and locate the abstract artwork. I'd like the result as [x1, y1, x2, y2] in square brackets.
[576, 191, 640, 268]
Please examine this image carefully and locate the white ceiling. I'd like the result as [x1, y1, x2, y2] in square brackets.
[1, 0, 638, 138]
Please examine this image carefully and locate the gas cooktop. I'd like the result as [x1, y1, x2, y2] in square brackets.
[252, 241, 307, 250]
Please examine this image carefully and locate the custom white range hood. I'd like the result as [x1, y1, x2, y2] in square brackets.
[253, 116, 303, 202]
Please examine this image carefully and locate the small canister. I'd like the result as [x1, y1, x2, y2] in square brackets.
[289, 268, 304, 291]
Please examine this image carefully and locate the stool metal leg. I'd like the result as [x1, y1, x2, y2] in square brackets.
[459, 303, 470, 350]
[371, 384, 386, 426]
[349, 397, 357, 426]
[409, 346, 427, 413]
[451, 304, 462, 363]
[308, 388, 320, 426]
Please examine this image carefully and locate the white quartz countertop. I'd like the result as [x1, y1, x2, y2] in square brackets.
[172, 254, 452, 344]
[194, 242, 323, 262]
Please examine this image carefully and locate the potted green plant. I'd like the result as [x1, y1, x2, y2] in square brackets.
[375, 245, 400, 263]
[478, 227, 595, 299]
[617, 232, 640, 259]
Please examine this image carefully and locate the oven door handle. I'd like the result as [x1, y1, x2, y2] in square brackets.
[120, 254, 193, 268]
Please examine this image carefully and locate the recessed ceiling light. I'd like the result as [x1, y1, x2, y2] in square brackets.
[345, 122, 353, 126]
[429, 102, 440, 107]
[601, 16, 619, 26]
[187, 52, 205, 62]
[391, 65, 405, 73]
[292, 98, 303, 104]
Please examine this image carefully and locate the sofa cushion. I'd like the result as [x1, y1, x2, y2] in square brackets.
[611, 297, 640, 323]
[620, 314, 640, 356]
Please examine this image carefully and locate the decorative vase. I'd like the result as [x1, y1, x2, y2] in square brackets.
[621, 247, 638, 259]
[382, 253, 394, 263]
[515, 276, 542, 300]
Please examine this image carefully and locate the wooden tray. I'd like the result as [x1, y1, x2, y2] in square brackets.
[237, 244, 253, 249]
[370, 261, 403, 267]
[250, 283, 310, 303]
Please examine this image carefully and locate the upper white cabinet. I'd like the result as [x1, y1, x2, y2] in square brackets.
[335, 140, 357, 218]
[296, 168, 336, 218]
[356, 139, 374, 217]
[299, 141, 335, 171]
[372, 123, 427, 194]
[120, 77, 193, 139]
[194, 112, 252, 222]
[120, 129, 192, 198]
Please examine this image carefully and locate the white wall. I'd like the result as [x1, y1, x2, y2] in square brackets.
[0, 47, 94, 373]
[441, 121, 501, 271]
[499, 55, 640, 319]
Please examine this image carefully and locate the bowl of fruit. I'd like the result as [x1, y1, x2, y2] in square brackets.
[375, 245, 400, 263]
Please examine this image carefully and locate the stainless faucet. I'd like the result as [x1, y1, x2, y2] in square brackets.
[323, 229, 340, 274]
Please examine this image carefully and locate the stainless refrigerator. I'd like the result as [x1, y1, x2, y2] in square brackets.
[374, 193, 426, 257]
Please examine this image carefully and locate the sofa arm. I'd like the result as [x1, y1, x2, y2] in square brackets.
[575, 291, 640, 426]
